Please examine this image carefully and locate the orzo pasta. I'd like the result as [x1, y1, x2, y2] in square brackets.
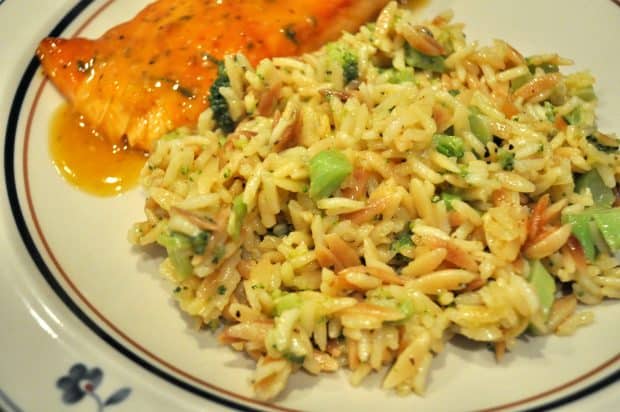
[130, 2, 619, 400]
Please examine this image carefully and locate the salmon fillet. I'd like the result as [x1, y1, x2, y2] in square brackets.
[37, 0, 390, 151]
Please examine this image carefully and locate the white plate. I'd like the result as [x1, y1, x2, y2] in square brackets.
[1, 1, 618, 411]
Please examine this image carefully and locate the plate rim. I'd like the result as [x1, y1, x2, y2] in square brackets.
[3, 1, 619, 411]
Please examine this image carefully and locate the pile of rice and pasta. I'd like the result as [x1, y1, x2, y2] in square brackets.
[130, 2, 620, 400]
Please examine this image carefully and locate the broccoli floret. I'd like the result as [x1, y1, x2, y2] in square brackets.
[386, 68, 415, 84]
[389, 225, 414, 270]
[433, 133, 465, 159]
[341, 54, 358, 84]
[440, 192, 461, 211]
[497, 149, 515, 171]
[326, 43, 359, 85]
[208, 62, 236, 134]
[157, 231, 209, 278]
[390, 227, 413, 253]
[309, 150, 352, 200]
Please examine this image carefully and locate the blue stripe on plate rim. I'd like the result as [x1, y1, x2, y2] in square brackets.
[0, 388, 23, 412]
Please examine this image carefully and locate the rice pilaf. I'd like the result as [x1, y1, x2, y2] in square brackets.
[130, 2, 620, 400]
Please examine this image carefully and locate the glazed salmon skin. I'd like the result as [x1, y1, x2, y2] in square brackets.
[37, 0, 390, 151]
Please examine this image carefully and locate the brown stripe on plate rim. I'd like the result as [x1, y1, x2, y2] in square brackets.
[20, 0, 620, 411]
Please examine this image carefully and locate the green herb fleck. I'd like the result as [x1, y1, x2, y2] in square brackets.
[283, 352, 306, 364]
[209, 62, 236, 134]
[543, 101, 556, 122]
[207, 319, 220, 331]
[212, 245, 225, 264]
[498, 150, 515, 171]
[391, 227, 413, 253]
[528, 62, 559, 74]
[191, 231, 211, 255]
[227, 196, 248, 240]
[282, 24, 298, 45]
[387, 68, 415, 84]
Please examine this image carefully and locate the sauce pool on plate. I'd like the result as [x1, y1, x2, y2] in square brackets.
[49, 104, 147, 196]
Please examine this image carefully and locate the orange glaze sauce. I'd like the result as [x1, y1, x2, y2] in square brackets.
[49, 104, 147, 196]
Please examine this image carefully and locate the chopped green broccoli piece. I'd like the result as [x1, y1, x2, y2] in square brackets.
[157, 230, 211, 277]
[227, 195, 248, 240]
[283, 352, 306, 364]
[326, 42, 359, 84]
[528, 260, 556, 319]
[309, 150, 353, 200]
[563, 213, 597, 261]
[157, 232, 194, 278]
[575, 169, 615, 208]
[468, 110, 491, 144]
[208, 62, 236, 134]
[404, 43, 445, 73]
[342, 58, 359, 85]
[391, 227, 413, 253]
[510, 73, 532, 92]
[398, 300, 415, 320]
[563, 106, 582, 126]
[207, 319, 220, 331]
[162, 126, 191, 141]
[387, 68, 415, 84]
[543, 101, 556, 122]
[433, 134, 465, 159]
[592, 209, 620, 251]
[563, 208, 620, 261]
[528, 62, 559, 74]
[212, 244, 226, 264]
[498, 149, 515, 171]
[441, 192, 461, 211]
[274, 293, 302, 316]
[574, 86, 596, 102]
